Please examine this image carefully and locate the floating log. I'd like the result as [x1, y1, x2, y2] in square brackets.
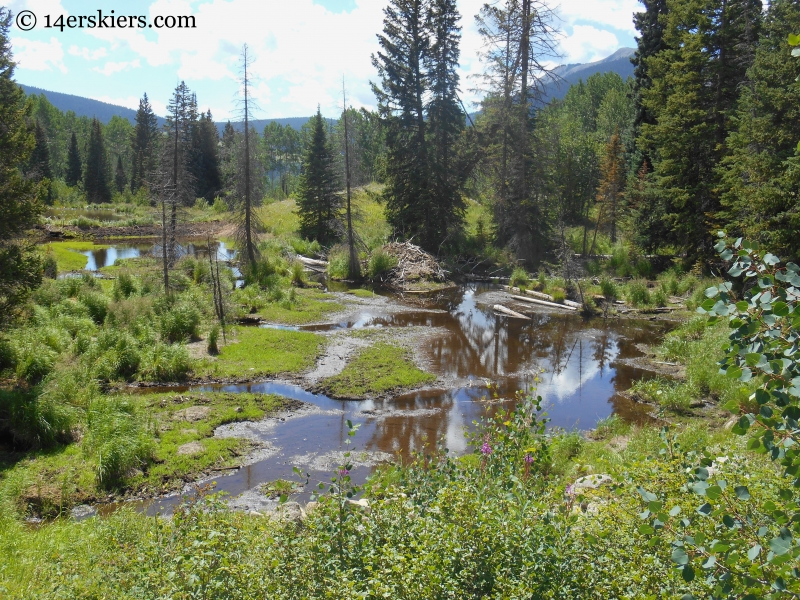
[493, 304, 531, 320]
[510, 294, 577, 311]
[503, 285, 582, 309]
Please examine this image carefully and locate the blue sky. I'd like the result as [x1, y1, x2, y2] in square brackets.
[8, 0, 639, 120]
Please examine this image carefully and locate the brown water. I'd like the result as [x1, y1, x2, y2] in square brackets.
[70, 240, 237, 271]
[111, 285, 671, 516]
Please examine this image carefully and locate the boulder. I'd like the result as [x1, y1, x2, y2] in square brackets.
[573, 474, 613, 491]
[275, 501, 306, 523]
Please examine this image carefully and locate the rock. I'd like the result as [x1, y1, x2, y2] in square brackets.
[305, 501, 319, 513]
[173, 406, 211, 422]
[177, 441, 204, 456]
[235, 406, 243, 413]
[608, 436, 629, 452]
[573, 474, 613, 490]
[275, 501, 306, 523]
[248, 510, 263, 517]
[70, 505, 97, 520]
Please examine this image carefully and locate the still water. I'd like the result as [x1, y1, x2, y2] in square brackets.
[126, 285, 669, 515]
[78, 241, 237, 271]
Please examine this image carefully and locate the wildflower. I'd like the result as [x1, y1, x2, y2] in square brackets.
[337, 468, 350, 477]
[524, 454, 534, 464]
[480, 442, 492, 455]
[565, 484, 575, 496]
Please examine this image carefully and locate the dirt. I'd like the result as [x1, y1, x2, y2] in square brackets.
[173, 406, 212, 422]
[177, 441, 205, 456]
[42, 221, 228, 241]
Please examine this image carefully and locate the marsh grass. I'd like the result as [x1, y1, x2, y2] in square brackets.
[322, 343, 435, 398]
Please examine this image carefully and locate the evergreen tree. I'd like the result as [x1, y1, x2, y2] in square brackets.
[426, 0, 466, 245]
[297, 108, 341, 245]
[114, 155, 126, 193]
[0, 8, 44, 323]
[372, 0, 433, 249]
[84, 118, 111, 203]
[631, 0, 669, 164]
[65, 131, 82, 186]
[720, 0, 800, 259]
[130, 93, 159, 193]
[638, 0, 761, 261]
[28, 120, 53, 203]
[192, 110, 221, 200]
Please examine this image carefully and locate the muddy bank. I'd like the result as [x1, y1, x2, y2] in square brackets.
[38, 220, 228, 241]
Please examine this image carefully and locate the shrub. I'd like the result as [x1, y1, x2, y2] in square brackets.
[193, 197, 209, 210]
[212, 196, 228, 214]
[368, 248, 397, 279]
[112, 271, 138, 300]
[626, 280, 651, 307]
[0, 388, 79, 448]
[652, 288, 667, 307]
[84, 397, 153, 487]
[158, 303, 201, 343]
[551, 288, 566, 303]
[242, 258, 277, 289]
[138, 343, 191, 382]
[290, 261, 307, 286]
[584, 260, 601, 276]
[599, 277, 618, 300]
[207, 325, 219, 355]
[42, 253, 57, 279]
[327, 247, 350, 280]
[509, 267, 530, 288]
[87, 329, 142, 382]
[79, 290, 109, 324]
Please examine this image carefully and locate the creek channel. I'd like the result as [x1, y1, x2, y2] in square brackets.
[106, 284, 673, 516]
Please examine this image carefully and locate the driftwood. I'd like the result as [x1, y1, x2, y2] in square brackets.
[503, 285, 582, 310]
[510, 294, 577, 312]
[493, 304, 531, 320]
[297, 255, 328, 267]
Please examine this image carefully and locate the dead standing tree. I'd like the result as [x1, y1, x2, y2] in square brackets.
[341, 78, 361, 279]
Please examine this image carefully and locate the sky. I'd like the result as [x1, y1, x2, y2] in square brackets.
[7, 0, 640, 120]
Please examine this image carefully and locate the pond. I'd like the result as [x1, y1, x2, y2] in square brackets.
[118, 285, 671, 516]
[78, 240, 237, 271]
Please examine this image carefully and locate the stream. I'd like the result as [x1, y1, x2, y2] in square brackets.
[100, 284, 671, 516]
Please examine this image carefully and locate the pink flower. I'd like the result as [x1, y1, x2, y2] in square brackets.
[480, 442, 492, 455]
[565, 484, 575, 496]
[337, 468, 350, 477]
[524, 454, 534, 464]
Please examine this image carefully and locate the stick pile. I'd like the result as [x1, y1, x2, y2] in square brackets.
[382, 241, 448, 286]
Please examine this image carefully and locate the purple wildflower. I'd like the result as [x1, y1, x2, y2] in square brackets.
[565, 484, 575, 496]
[524, 454, 534, 464]
[337, 468, 350, 477]
[480, 442, 492, 455]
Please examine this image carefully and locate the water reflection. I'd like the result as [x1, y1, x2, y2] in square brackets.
[79, 240, 237, 271]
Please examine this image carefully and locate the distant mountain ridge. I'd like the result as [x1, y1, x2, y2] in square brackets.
[19, 48, 636, 130]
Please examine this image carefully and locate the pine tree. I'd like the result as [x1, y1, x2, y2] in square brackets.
[720, 0, 800, 259]
[65, 131, 82, 186]
[130, 93, 158, 193]
[638, 0, 761, 261]
[192, 110, 221, 200]
[0, 8, 44, 323]
[426, 0, 466, 246]
[114, 155, 126, 193]
[28, 120, 53, 204]
[84, 118, 111, 203]
[372, 0, 432, 249]
[297, 108, 341, 245]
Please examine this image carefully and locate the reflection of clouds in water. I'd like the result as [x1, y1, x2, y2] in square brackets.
[537, 337, 620, 404]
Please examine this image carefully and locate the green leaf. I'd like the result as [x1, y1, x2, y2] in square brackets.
[747, 544, 762, 561]
[639, 523, 655, 535]
[735, 300, 749, 312]
[764, 253, 781, 266]
[726, 365, 743, 379]
[735, 486, 750, 500]
[704, 286, 719, 298]
[706, 485, 723, 500]
[789, 33, 800, 45]
[672, 547, 689, 565]
[681, 564, 695, 582]
[770, 535, 792, 556]
[669, 506, 682, 517]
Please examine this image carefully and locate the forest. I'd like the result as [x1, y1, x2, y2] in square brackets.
[2, 0, 800, 598]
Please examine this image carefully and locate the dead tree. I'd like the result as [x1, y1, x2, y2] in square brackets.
[342, 78, 361, 280]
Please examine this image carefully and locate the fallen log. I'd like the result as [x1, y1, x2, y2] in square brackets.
[503, 285, 582, 309]
[297, 255, 328, 267]
[493, 304, 531, 320]
[510, 295, 577, 311]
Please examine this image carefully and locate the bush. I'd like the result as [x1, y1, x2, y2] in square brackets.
[328, 247, 350, 280]
[138, 343, 191, 381]
[158, 303, 201, 343]
[368, 248, 397, 279]
[509, 267, 530, 288]
[626, 280, 651, 307]
[84, 397, 153, 487]
[86, 329, 142, 382]
[599, 277, 618, 300]
[207, 325, 219, 355]
[193, 197, 209, 210]
[212, 196, 228, 214]
[290, 238, 322, 257]
[112, 271, 138, 300]
[0, 387, 78, 448]
[79, 290, 109, 324]
[652, 288, 667, 307]
[42, 253, 57, 279]
[290, 261, 307, 286]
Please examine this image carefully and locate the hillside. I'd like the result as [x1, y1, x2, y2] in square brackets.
[19, 48, 635, 130]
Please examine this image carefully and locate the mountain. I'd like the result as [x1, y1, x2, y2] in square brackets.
[541, 48, 635, 102]
[19, 48, 636, 129]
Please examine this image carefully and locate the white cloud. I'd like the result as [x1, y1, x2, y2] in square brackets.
[556, 0, 640, 35]
[560, 25, 619, 64]
[93, 94, 167, 117]
[68, 45, 107, 60]
[10, 36, 66, 72]
[93, 59, 141, 76]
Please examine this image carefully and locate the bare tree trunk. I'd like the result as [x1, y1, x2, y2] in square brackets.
[170, 103, 179, 265]
[243, 45, 255, 269]
[342, 79, 361, 279]
[161, 194, 169, 294]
